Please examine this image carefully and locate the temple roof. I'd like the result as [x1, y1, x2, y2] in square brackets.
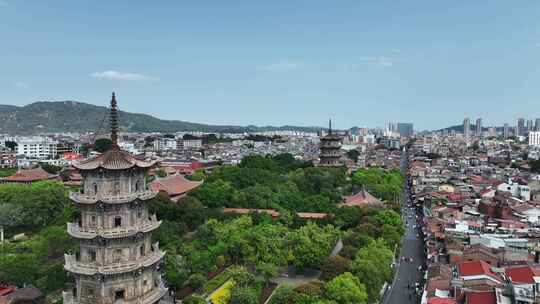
[150, 174, 202, 198]
[74, 93, 156, 171]
[341, 188, 384, 207]
[0, 167, 58, 183]
[74, 149, 155, 170]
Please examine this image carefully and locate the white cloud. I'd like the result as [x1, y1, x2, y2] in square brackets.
[14, 81, 29, 89]
[259, 61, 304, 71]
[90, 70, 158, 81]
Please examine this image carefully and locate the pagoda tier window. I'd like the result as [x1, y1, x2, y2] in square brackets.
[88, 249, 96, 262]
[140, 244, 145, 257]
[93, 183, 98, 195]
[114, 216, 122, 228]
[114, 289, 125, 302]
[113, 249, 122, 263]
[135, 180, 142, 192]
[114, 182, 120, 195]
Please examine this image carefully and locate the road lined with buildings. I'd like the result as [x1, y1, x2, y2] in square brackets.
[383, 148, 425, 304]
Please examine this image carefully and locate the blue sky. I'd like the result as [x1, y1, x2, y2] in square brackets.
[1, 1, 540, 130]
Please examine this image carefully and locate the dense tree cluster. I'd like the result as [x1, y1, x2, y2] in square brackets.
[0, 181, 74, 232]
[0, 181, 76, 293]
[164, 215, 340, 291]
[0, 153, 405, 304]
[193, 154, 345, 212]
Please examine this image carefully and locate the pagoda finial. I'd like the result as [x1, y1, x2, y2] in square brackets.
[110, 92, 119, 148]
[329, 118, 332, 134]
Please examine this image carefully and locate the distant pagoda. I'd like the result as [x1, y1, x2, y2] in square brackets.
[318, 119, 342, 167]
[63, 93, 168, 304]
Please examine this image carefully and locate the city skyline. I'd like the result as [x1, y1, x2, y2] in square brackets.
[2, 1, 540, 130]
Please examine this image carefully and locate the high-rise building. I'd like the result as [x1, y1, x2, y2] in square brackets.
[387, 122, 397, 133]
[518, 118, 525, 136]
[535, 118, 540, 131]
[63, 94, 168, 304]
[475, 118, 482, 137]
[463, 118, 470, 139]
[527, 119, 534, 132]
[503, 123, 510, 139]
[530, 131, 540, 147]
[318, 119, 342, 166]
[397, 123, 414, 137]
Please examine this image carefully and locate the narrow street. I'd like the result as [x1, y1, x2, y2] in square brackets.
[382, 148, 425, 304]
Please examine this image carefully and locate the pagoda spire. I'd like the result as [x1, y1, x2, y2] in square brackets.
[110, 92, 119, 148]
[328, 118, 332, 134]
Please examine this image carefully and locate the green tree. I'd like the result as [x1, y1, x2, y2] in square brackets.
[183, 295, 207, 304]
[325, 272, 367, 304]
[0, 254, 39, 287]
[375, 209, 403, 230]
[186, 273, 207, 292]
[346, 150, 360, 162]
[4, 141, 17, 151]
[288, 223, 339, 270]
[193, 179, 235, 208]
[294, 280, 325, 298]
[155, 169, 167, 178]
[531, 159, 540, 173]
[320, 256, 350, 281]
[229, 287, 259, 304]
[269, 285, 298, 304]
[256, 262, 278, 286]
[0, 203, 22, 241]
[93, 138, 112, 152]
[0, 181, 69, 231]
[350, 239, 394, 302]
[40, 163, 63, 174]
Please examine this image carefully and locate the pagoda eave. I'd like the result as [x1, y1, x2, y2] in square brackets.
[64, 250, 165, 276]
[67, 220, 161, 240]
[69, 191, 157, 205]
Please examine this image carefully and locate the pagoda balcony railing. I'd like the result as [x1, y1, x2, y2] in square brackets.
[64, 243, 165, 276]
[62, 284, 167, 304]
[67, 215, 161, 239]
[69, 190, 157, 205]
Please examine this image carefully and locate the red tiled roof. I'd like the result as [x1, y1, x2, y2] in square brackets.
[1, 167, 56, 182]
[479, 188, 495, 196]
[342, 189, 383, 207]
[457, 260, 500, 281]
[465, 291, 496, 304]
[150, 174, 202, 197]
[0, 286, 15, 296]
[505, 265, 540, 284]
[427, 298, 456, 304]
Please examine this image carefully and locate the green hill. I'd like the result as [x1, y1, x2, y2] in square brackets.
[0, 101, 319, 134]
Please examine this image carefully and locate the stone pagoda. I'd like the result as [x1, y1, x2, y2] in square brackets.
[63, 93, 168, 304]
[318, 119, 342, 167]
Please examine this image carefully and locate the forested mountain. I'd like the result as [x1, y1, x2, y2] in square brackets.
[0, 101, 319, 134]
